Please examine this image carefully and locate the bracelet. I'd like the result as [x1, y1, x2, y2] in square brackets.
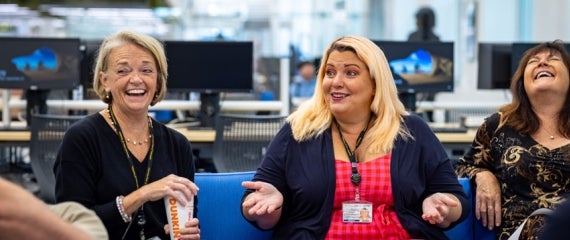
[116, 195, 132, 223]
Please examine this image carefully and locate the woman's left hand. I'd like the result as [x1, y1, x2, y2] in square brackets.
[164, 218, 200, 239]
[421, 193, 459, 228]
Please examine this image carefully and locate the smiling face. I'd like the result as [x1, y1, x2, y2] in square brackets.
[101, 43, 158, 115]
[523, 49, 570, 96]
[322, 50, 375, 120]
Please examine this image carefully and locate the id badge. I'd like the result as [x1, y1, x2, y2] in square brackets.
[342, 200, 373, 223]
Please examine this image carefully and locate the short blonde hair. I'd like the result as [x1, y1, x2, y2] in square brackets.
[92, 30, 167, 106]
[288, 35, 410, 153]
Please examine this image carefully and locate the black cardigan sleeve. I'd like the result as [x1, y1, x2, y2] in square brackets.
[392, 114, 471, 239]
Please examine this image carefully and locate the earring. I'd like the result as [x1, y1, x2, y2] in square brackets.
[105, 92, 110, 100]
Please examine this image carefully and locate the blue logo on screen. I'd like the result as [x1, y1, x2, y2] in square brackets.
[389, 49, 433, 75]
[388, 49, 452, 85]
[11, 47, 58, 72]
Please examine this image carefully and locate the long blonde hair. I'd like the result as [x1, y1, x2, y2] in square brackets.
[288, 35, 411, 154]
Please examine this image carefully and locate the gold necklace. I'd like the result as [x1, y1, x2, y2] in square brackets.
[544, 127, 556, 140]
[107, 109, 152, 145]
[126, 134, 152, 145]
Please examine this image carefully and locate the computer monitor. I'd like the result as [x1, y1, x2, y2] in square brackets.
[511, 43, 538, 75]
[164, 40, 254, 92]
[0, 37, 81, 90]
[477, 43, 512, 90]
[0, 37, 81, 126]
[373, 41, 454, 111]
[164, 40, 254, 127]
[80, 39, 102, 92]
[374, 41, 454, 93]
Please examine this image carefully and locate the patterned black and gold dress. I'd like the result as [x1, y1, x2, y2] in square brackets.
[456, 112, 570, 240]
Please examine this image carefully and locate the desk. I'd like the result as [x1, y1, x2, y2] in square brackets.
[0, 128, 214, 143]
[0, 128, 475, 146]
[0, 131, 30, 142]
[435, 129, 476, 143]
[436, 129, 477, 162]
[175, 128, 216, 142]
[0, 128, 477, 144]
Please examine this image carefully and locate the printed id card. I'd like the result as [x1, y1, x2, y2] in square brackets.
[342, 200, 373, 223]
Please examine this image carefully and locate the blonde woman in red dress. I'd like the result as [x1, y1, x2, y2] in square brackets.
[241, 35, 470, 239]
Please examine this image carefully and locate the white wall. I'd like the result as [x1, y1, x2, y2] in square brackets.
[450, 0, 516, 101]
[530, 0, 570, 42]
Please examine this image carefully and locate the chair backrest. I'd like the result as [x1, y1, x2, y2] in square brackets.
[212, 114, 286, 172]
[195, 171, 272, 240]
[446, 108, 494, 124]
[444, 177, 497, 240]
[29, 114, 84, 203]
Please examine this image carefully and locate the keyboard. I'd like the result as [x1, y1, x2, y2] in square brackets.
[430, 126, 468, 133]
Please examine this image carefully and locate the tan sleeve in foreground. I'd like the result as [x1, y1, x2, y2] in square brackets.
[48, 202, 109, 240]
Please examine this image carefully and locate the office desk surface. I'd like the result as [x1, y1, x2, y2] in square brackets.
[435, 129, 476, 143]
[0, 130, 30, 142]
[174, 128, 216, 142]
[0, 128, 475, 144]
[0, 128, 215, 143]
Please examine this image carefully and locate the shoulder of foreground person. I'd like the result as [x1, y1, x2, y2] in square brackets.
[49, 202, 108, 240]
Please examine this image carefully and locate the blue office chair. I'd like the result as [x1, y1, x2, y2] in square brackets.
[444, 178, 474, 240]
[444, 177, 497, 240]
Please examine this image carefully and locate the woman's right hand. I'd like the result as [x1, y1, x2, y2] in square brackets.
[474, 171, 501, 230]
[241, 181, 283, 229]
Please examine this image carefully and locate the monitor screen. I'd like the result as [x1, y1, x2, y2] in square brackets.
[0, 37, 81, 90]
[511, 43, 537, 74]
[373, 41, 454, 93]
[477, 43, 512, 89]
[164, 41, 254, 93]
[80, 39, 102, 90]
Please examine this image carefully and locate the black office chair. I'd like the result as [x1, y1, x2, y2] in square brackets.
[212, 114, 286, 172]
[29, 114, 84, 203]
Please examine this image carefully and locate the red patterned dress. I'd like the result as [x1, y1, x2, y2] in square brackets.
[325, 153, 410, 240]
